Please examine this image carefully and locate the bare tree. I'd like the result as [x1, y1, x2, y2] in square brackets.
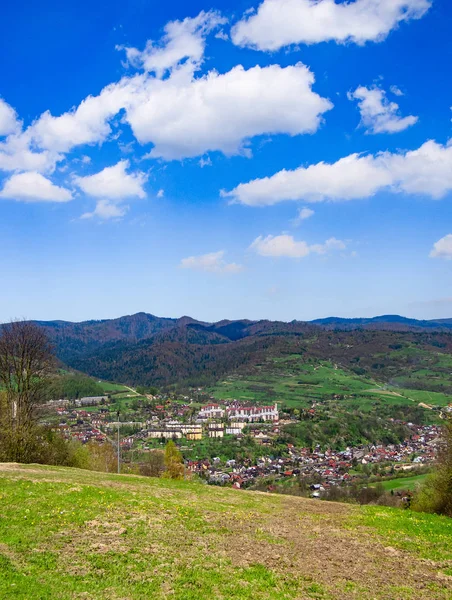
[0, 320, 54, 462]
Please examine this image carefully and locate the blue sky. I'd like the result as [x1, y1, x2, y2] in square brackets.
[1, 0, 451, 323]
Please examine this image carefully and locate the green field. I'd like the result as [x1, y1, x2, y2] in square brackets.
[389, 388, 452, 407]
[108, 395, 147, 413]
[0, 464, 451, 599]
[208, 356, 450, 415]
[97, 381, 131, 393]
[379, 474, 429, 492]
[209, 358, 377, 408]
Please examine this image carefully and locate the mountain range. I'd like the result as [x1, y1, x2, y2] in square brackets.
[10, 312, 451, 388]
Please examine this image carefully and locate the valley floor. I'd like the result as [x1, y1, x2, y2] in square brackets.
[0, 464, 451, 599]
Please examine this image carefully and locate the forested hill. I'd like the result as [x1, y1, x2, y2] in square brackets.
[31, 312, 204, 363]
[11, 312, 452, 388]
[311, 315, 452, 331]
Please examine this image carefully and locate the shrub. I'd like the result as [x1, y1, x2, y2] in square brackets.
[413, 418, 452, 517]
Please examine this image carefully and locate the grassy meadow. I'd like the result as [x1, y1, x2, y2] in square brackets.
[379, 474, 428, 492]
[208, 355, 451, 415]
[0, 464, 451, 599]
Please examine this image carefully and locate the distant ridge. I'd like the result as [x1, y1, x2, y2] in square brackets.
[2, 312, 452, 387]
[311, 314, 452, 331]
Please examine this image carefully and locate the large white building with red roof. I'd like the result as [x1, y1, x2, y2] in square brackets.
[198, 403, 225, 419]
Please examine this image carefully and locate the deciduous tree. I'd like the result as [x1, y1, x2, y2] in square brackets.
[0, 321, 54, 462]
[163, 440, 184, 480]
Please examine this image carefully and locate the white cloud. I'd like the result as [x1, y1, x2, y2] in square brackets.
[119, 11, 225, 77]
[126, 63, 332, 160]
[180, 250, 243, 273]
[215, 30, 229, 41]
[231, 0, 431, 51]
[1, 50, 331, 169]
[310, 237, 346, 254]
[224, 139, 452, 205]
[0, 98, 20, 136]
[73, 160, 147, 199]
[28, 77, 143, 155]
[294, 207, 314, 223]
[390, 85, 404, 97]
[348, 85, 418, 134]
[0, 172, 72, 202]
[250, 234, 346, 257]
[430, 234, 452, 260]
[199, 156, 212, 167]
[224, 152, 391, 205]
[0, 133, 61, 173]
[81, 199, 129, 220]
[157, 188, 164, 198]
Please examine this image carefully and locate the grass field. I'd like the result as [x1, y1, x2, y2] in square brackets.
[209, 358, 377, 408]
[97, 381, 131, 393]
[108, 395, 147, 413]
[0, 464, 451, 599]
[379, 474, 429, 492]
[208, 356, 451, 415]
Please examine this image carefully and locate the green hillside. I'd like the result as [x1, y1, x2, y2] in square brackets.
[208, 355, 449, 425]
[0, 464, 451, 599]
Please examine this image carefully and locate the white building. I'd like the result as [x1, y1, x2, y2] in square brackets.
[198, 403, 225, 419]
[225, 422, 246, 435]
[226, 403, 278, 423]
[208, 423, 224, 438]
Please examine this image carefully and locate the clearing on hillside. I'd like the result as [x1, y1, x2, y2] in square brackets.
[0, 464, 451, 599]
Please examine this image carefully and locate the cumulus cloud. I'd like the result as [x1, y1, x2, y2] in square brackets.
[224, 139, 452, 206]
[0, 40, 331, 170]
[294, 207, 315, 224]
[430, 234, 452, 260]
[348, 85, 418, 134]
[250, 234, 346, 257]
[0, 132, 61, 173]
[0, 172, 72, 202]
[73, 160, 146, 220]
[81, 199, 129, 220]
[28, 77, 144, 155]
[73, 160, 147, 199]
[180, 250, 243, 273]
[0, 98, 20, 136]
[125, 63, 333, 160]
[231, 0, 431, 51]
[119, 11, 225, 77]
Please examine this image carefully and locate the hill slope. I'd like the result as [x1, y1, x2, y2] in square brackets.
[69, 325, 452, 390]
[33, 312, 204, 363]
[0, 464, 451, 599]
[3, 313, 452, 388]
